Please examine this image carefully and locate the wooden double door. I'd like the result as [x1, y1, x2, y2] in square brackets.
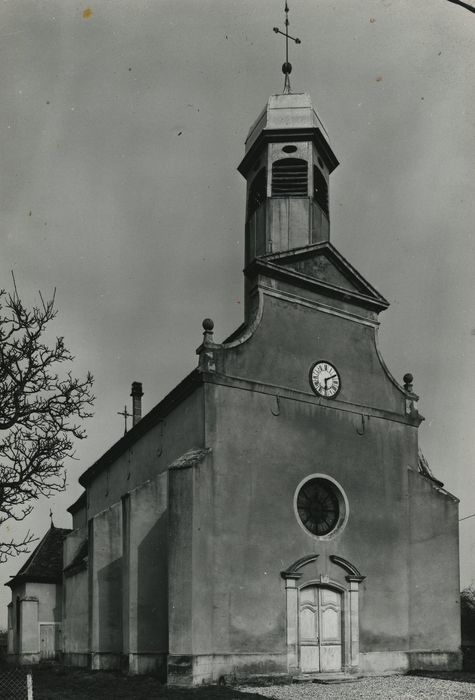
[299, 585, 342, 673]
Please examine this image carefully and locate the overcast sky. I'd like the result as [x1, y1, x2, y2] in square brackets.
[0, 0, 474, 624]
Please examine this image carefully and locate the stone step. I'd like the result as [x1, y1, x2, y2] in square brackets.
[293, 672, 362, 684]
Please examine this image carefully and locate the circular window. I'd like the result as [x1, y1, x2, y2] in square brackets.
[294, 475, 348, 539]
[282, 145, 297, 153]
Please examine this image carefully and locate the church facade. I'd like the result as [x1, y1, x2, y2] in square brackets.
[17, 91, 461, 683]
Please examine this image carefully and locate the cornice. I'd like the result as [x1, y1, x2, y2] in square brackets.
[199, 371, 423, 428]
[238, 126, 339, 178]
[246, 257, 389, 313]
[259, 284, 380, 328]
[79, 369, 203, 487]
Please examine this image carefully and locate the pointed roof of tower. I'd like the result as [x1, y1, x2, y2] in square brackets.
[238, 92, 338, 177]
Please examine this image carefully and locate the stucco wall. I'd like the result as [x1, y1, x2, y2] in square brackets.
[19, 598, 39, 655]
[168, 464, 194, 656]
[71, 505, 87, 530]
[7, 584, 25, 656]
[126, 472, 169, 656]
[222, 289, 407, 416]
[25, 582, 61, 623]
[90, 503, 123, 655]
[63, 570, 89, 656]
[196, 381, 418, 657]
[63, 528, 89, 658]
[408, 468, 460, 653]
[167, 282, 458, 676]
[64, 527, 86, 568]
[63, 384, 205, 670]
[86, 387, 204, 519]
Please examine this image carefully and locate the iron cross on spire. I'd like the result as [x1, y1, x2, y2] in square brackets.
[273, 1, 301, 94]
[118, 404, 132, 435]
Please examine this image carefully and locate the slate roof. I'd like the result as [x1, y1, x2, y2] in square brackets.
[5, 525, 71, 588]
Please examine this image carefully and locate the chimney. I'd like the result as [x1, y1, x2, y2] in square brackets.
[130, 382, 143, 427]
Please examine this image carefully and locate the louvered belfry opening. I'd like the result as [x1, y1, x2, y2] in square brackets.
[313, 165, 329, 216]
[247, 168, 267, 219]
[272, 158, 308, 197]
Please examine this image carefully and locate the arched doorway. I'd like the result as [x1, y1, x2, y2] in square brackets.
[281, 554, 365, 675]
[299, 585, 342, 673]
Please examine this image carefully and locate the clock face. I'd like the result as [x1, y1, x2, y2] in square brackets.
[310, 361, 341, 398]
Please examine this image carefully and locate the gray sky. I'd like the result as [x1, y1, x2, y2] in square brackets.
[0, 0, 474, 624]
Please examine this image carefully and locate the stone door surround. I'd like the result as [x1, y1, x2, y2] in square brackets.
[281, 554, 365, 674]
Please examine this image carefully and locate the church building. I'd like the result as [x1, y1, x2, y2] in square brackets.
[7, 84, 461, 681]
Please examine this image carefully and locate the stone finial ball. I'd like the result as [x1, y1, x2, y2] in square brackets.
[202, 318, 214, 331]
[403, 373, 413, 385]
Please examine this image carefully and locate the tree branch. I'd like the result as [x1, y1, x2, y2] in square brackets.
[0, 287, 94, 560]
[446, 0, 475, 13]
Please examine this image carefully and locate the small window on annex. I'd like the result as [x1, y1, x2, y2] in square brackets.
[247, 168, 267, 219]
[271, 158, 308, 197]
[313, 165, 329, 216]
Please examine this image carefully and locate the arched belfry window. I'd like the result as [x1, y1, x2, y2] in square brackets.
[272, 158, 308, 197]
[313, 166, 329, 216]
[247, 168, 267, 219]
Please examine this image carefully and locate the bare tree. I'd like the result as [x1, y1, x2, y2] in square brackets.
[0, 284, 94, 562]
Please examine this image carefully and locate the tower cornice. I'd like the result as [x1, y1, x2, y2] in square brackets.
[238, 126, 339, 178]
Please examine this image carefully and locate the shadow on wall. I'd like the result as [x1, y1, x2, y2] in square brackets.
[137, 512, 168, 654]
[98, 558, 123, 652]
[54, 583, 62, 624]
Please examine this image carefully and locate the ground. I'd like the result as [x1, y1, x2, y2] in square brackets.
[0, 667, 474, 700]
[240, 673, 475, 700]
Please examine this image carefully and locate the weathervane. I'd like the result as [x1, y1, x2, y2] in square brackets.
[118, 405, 132, 435]
[273, 1, 301, 94]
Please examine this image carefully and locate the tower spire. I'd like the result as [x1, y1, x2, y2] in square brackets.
[273, 1, 301, 93]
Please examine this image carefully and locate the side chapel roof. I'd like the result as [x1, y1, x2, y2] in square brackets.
[4, 525, 71, 588]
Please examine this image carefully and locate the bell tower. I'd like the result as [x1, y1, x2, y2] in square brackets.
[238, 92, 339, 266]
[238, 3, 338, 268]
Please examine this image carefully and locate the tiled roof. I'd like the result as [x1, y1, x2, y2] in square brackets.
[5, 525, 71, 588]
